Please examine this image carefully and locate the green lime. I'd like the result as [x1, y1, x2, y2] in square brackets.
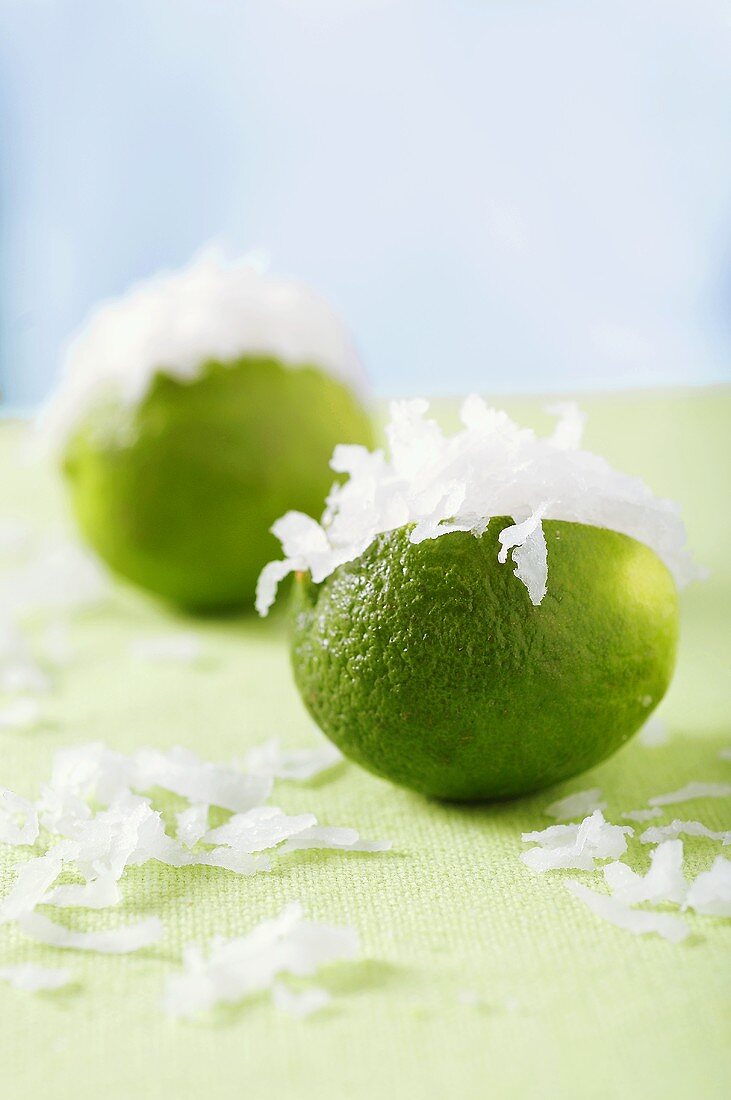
[63, 356, 374, 612]
[289, 518, 679, 801]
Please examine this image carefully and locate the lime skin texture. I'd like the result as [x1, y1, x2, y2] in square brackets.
[63, 357, 374, 613]
[290, 519, 679, 801]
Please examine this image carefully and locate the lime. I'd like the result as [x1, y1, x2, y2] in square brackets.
[289, 518, 679, 801]
[63, 356, 373, 612]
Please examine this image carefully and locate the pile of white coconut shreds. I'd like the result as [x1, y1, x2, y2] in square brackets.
[522, 780, 731, 942]
[256, 396, 698, 615]
[0, 739, 389, 1015]
[39, 248, 367, 453]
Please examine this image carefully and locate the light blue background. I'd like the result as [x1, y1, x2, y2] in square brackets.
[1, 0, 730, 408]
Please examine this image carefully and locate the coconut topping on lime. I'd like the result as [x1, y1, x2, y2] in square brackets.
[256, 396, 697, 614]
[41, 248, 367, 450]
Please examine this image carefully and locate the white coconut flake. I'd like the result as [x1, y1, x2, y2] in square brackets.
[0, 964, 73, 993]
[0, 697, 41, 731]
[271, 981, 331, 1018]
[1, 740, 390, 971]
[130, 632, 203, 665]
[163, 901, 358, 1018]
[544, 788, 606, 821]
[42, 872, 122, 910]
[684, 857, 731, 917]
[604, 840, 687, 905]
[36, 785, 92, 836]
[204, 806, 316, 853]
[565, 879, 690, 943]
[0, 541, 108, 621]
[17, 912, 164, 953]
[639, 820, 731, 846]
[176, 804, 209, 849]
[0, 852, 64, 923]
[545, 401, 587, 451]
[243, 737, 343, 781]
[638, 716, 669, 747]
[521, 810, 632, 872]
[195, 848, 271, 876]
[0, 789, 39, 845]
[280, 825, 392, 853]
[46, 743, 137, 807]
[40, 248, 367, 452]
[256, 396, 696, 615]
[511, 519, 549, 606]
[621, 808, 663, 823]
[132, 746, 272, 814]
[497, 504, 550, 606]
[648, 782, 731, 807]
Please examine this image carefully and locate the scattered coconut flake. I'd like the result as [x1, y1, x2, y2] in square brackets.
[40, 248, 367, 453]
[176, 804, 209, 849]
[0, 697, 41, 731]
[521, 810, 632, 872]
[204, 806, 316, 853]
[163, 901, 358, 1018]
[280, 825, 392, 853]
[565, 880, 690, 943]
[36, 785, 92, 836]
[46, 742, 137, 807]
[638, 716, 669, 747]
[0, 541, 108, 620]
[0, 740, 390, 970]
[684, 857, 731, 917]
[132, 746, 272, 813]
[621, 808, 663, 823]
[42, 872, 122, 910]
[243, 737, 343, 781]
[271, 981, 331, 1018]
[648, 782, 731, 807]
[130, 632, 203, 665]
[604, 840, 687, 905]
[544, 788, 606, 821]
[17, 912, 164, 953]
[195, 848, 271, 876]
[256, 396, 696, 615]
[0, 964, 72, 992]
[719, 747, 731, 762]
[639, 820, 731, 845]
[0, 788, 39, 845]
[0, 852, 65, 923]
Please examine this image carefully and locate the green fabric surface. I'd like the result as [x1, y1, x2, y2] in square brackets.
[1, 386, 729, 1100]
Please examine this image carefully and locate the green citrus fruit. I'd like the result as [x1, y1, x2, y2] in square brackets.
[289, 518, 679, 801]
[62, 356, 373, 612]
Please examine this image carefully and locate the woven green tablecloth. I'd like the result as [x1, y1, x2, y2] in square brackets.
[1, 388, 729, 1100]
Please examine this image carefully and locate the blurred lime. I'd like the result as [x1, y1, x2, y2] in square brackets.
[290, 518, 679, 800]
[63, 356, 373, 612]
